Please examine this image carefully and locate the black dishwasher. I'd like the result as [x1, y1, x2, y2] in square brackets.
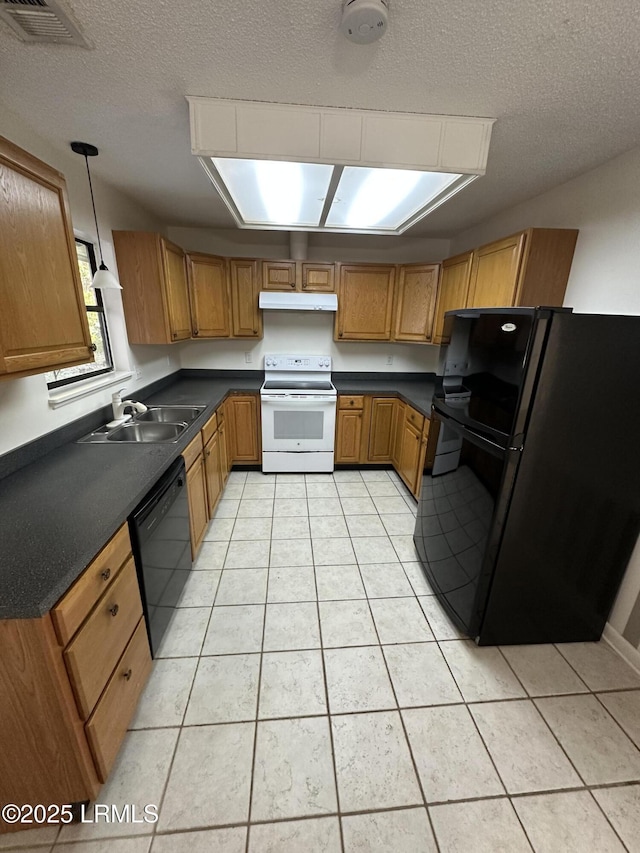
[129, 456, 191, 656]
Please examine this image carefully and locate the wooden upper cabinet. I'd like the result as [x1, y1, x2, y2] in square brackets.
[262, 260, 297, 291]
[162, 240, 191, 341]
[113, 231, 191, 344]
[0, 136, 93, 380]
[262, 260, 335, 292]
[187, 253, 230, 338]
[229, 259, 262, 338]
[301, 262, 335, 292]
[467, 228, 578, 310]
[393, 264, 439, 343]
[467, 232, 527, 309]
[336, 264, 395, 341]
[433, 251, 473, 344]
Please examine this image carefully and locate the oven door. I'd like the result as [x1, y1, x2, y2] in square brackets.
[261, 394, 336, 452]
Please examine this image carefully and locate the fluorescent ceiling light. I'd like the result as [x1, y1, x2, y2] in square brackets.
[212, 158, 332, 227]
[203, 157, 476, 234]
[326, 167, 461, 230]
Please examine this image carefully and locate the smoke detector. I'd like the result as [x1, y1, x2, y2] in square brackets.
[340, 0, 389, 45]
[0, 0, 91, 46]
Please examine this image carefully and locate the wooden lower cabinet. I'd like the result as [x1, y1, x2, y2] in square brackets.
[218, 410, 230, 486]
[227, 395, 261, 463]
[185, 451, 208, 559]
[335, 408, 363, 463]
[204, 430, 223, 517]
[368, 398, 396, 462]
[0, 523, 151, 827]
[398, 417, 422, 494]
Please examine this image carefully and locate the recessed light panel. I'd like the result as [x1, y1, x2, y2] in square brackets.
[212, 158, 333, 227]
[325, 166, 462, 230]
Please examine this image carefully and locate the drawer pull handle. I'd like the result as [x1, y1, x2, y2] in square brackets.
[349, 400, 354, 406]
[109, 604, 120, 617]
[101, 568, 111, 581]
[123, 668, 132, 681]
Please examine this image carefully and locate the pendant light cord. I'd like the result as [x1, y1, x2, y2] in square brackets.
[83, 154, 105, 266]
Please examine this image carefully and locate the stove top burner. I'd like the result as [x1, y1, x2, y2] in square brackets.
[262, 380, 334, 392]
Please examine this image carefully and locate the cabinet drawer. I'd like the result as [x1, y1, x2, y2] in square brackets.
[182, 432, 204, 470]
[51, 523, 131, 647]
[339, 395, 364, 410]
[85, 617, 152, 783]
[201, 410, 218, 446]
[64, 557, 143, 720]
[406, 407, 425, 432]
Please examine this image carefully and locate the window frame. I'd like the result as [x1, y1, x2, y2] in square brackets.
[46, 238, 115, 390]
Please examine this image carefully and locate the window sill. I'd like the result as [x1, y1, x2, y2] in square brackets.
[48, 370, 133, 409]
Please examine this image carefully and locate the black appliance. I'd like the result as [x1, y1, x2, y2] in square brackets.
[414, 307, 640, 645]
[129, 456, 192, 656]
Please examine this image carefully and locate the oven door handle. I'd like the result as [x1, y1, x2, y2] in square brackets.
[261, 397, 335, 406]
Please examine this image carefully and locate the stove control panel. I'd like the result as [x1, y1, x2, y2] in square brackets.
[264, 355, 332, 371]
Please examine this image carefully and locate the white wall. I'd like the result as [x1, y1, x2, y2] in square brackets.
[452, 144, 640, 653]
[0, 106, 179, 456]
[171, 226, 447, 375]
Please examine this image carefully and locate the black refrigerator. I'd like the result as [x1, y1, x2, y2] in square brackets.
[414, 307, 640, 645]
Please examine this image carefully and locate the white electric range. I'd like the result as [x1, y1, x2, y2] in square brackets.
[260, 354, 337, 473]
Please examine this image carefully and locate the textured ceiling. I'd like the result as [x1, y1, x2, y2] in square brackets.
[1, 0, 640, 237]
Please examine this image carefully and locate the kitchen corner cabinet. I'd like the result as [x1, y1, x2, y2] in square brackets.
[336, 265, 396, 341]
[0, 136, 94, 381]
[433, 251, 473, 344]
[229, 259, 262, 338]
[467, 228, 578, 310]
[187, 253, 230, 338]
[113, 231, 191, 344]
[0, 524, 151, 823]
[262, 260, 335, 293]
[393, 264, 439, 343]
[368, 397, 396, 461]
[227, 394, 261, 462]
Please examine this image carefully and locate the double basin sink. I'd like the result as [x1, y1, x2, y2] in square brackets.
[79, 406, 206, 443]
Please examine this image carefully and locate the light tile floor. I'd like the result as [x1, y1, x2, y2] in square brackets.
[5, 469, 640, 853]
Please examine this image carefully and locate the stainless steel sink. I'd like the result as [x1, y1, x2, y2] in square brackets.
[78, 403, 207, 443]
[106, 422, 187, 442]
[136, 406, 205, 424]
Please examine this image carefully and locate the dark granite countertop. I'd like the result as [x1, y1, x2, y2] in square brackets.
[332, 373, 437, 419]
[0, 370, 435, 620]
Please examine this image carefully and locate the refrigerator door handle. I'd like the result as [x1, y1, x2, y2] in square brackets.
[435, 407, 520, 454]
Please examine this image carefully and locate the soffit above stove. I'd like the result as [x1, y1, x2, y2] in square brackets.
[187, 97, 495, 236]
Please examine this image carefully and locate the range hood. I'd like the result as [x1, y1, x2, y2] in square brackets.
[259, 292, 338, 312]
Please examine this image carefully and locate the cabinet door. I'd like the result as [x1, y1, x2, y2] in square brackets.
[228, 395, 260, 462]
[161, 240, 191, 341]
[399, 419, 422, 494]
[218, 415, 230, 485]
[368, 398, 396, 462]
[204, 432, 223, 517]
[413, 420, 431, 499]
[186, 454, 208, 559]
[336, 265, 395, 341]
[0, 137, 93, 378]
[432, 251, 473, 344]
[394, 264, 439, 343]
[336, 409, 363, 464]
[301, 262, 335, 293]
[187, 254, 230, 338]
[467, 233, 526, 309]
[392, 401, 405, 469]
[230, 259, 262, 338]
[262, 260, 297, 291]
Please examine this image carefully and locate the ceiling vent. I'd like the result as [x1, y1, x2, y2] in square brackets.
[0, 0, 91, 46]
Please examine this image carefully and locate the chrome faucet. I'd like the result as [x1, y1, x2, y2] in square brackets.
[110, 388, 148, 423]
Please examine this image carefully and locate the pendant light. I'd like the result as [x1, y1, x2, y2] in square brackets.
[70, 141, 122, 290]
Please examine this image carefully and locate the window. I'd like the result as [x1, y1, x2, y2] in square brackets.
[46, 239, 114, 388]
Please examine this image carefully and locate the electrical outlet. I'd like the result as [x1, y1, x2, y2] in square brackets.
[134, 367, 142, 380]
[386, 355, 394, 365]
[245, 351, 253, 363]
